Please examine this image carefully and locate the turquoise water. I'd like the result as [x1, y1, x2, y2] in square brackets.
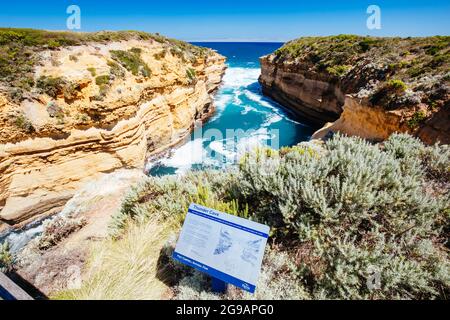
[148, 43, 315, 176]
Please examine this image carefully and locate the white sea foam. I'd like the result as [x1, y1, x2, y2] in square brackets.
[207, 128, 276, 166]
[233, 90, 243, 105]
[243, 89, 301, 125]
[222, 67, 260, 88]
[159, 138, 208, 174]
[263, 113, 283, 127]
[210, 93, 233, 121]
[241, 104, 256, 115]
[244, 89, 274, 109]
[147, 66, 302, 176]
[209, 139, 237, 161]
[236, 128, 273, 156]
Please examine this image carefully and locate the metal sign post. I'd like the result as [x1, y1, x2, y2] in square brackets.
[211, 277, 228, 293]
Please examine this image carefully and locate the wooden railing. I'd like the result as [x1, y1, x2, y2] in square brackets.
[0, 272, 33, 300]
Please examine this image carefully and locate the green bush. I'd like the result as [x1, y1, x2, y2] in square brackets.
[14, 113, 35, 133]
[326, 65, 351, 77]
[386, 79, 407, 92]
[113, 134, 449, 299]
[95, 75, 110, 86]
[35, 216, 87, 251]
[107, 60, 125, 78]
[110, 49, 151, 77]
[87, 67, 96, 77]
[36, 76, 66, 98]
[0, 241, 14, 273]
[186, 68, 197, 84]
[407, 111, 427, 129]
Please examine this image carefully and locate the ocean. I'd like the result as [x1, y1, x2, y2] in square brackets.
[147, 42, 315, 176]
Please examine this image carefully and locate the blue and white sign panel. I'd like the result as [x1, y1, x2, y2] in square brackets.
[173, 203, 270, 293]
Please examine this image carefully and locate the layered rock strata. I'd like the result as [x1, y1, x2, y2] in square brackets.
[259, 36, 449, 144]
[0, 37, 226, 227]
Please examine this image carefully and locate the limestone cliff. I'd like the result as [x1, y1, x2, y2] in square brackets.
[0, 30, 226, 228]
[259, 35, 449, 144]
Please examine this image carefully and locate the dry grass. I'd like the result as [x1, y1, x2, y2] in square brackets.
[53, 217, 174, 300]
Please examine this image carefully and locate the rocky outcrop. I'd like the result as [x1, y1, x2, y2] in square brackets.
[0, 37, 226, 228]
[259, 36, 449, 144]
[311, 97, 408, 141]
[259, 55, 344, 126]
[417, 104, 450, 145]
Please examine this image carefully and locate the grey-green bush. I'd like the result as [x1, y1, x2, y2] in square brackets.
[113, 134, 449, 299]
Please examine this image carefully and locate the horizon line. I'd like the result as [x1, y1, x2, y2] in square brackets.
[187, 40, 288, 43]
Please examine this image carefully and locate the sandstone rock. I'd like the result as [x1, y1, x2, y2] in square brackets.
[259, 37, 449, 145]
[0, 39, 226, 226]
[417, 104, 450, 145]
[312, 96, 408, 141]
[0, 221, 10, 235]
[259, 56, 344, 126]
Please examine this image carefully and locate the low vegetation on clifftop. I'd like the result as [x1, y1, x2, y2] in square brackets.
[273, 35, 449, 112]
[0, 28, 211, 98]
[0, 28, 226, 232]
[0, 28, 217, 143]
[55, 134, 449, 300]
[260, 35, 449, 144]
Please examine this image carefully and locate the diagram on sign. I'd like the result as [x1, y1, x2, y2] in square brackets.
[214, 228, 233, 255]
[213, 227, 263, 268]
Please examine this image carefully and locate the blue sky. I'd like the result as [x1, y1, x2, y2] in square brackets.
[0, 0, 449, 41]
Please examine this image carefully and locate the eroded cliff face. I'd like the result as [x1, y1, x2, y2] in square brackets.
[259, 36, 449, 144]
[0, 38, 226, 228]
[311, 97, 408, 141]
[259, 54, 344, 126]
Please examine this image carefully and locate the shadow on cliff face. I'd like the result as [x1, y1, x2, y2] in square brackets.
[417, 103, 450, 145]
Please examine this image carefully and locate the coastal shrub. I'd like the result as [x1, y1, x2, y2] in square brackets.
[383, 133, 450, 182]
[110, 49, 151, 77]
[107, 60, 125, 78]
[370, 80, 409, 108]
[129, 47, 142, 55]
[35, 216, 87, 251]
[46, 101, 63, 118]
[234, 135, 449, 299]
[99, 134, 449, 300]
[186, 68, 197, 84]
[87, 67, 96, 77]
[326, 65, 351, 77]
[14, 113, 35, 133]
[386, 79, 407, 92]
[61, 81, 80, 101]
[36, 76, 66, 98]
[95, 75, 110, 86]
[109, 170, 234, 237]
[422, 144, 450, 181]
[0, 241, 14, 273]
[36, 76, 79, 101]
[407, 110, 427, 129]
[153, 50, 166, 60]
